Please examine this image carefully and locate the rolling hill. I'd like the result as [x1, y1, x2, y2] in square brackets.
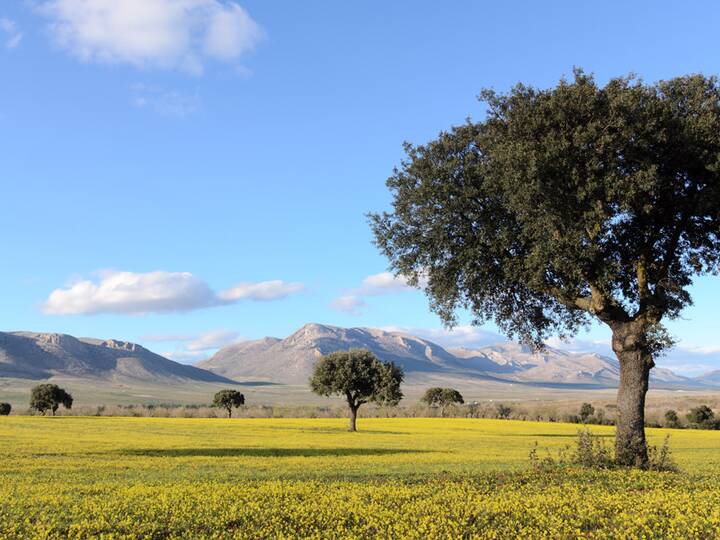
[197, 323, 695, 388]
[0, 331, 235, 384]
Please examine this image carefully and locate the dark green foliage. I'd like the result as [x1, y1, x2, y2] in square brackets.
[212, 390, 245, 418]
[0, 402, 11, 416]
[309, 349, 403, 431]
[579, 403, 595, 422]
[29, 384, 73, 416]
[495, 404, 512, 419]
[686, 405, 720, 429]
[421, 387, 464, 414]
[687, 405, 714, 424]
[370, 70, 720, 465]
[664, 409, 680, 428]
[370, 70, 720, 346]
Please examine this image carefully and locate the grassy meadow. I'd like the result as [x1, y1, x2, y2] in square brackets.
[3, 416, 720, 538]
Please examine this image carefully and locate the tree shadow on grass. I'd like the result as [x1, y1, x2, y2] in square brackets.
[512, 433, 615, 438]
[119, 447, 431, 458]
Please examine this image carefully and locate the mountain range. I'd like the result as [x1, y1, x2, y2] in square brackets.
[197, 323, 697, 387]
[0, 331, 234, 384]
[0, 324, 714, 396]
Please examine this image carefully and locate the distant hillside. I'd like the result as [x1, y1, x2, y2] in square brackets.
[0, 331, 236, 384]
[197, 323, 696, 387]
[197, 324, 464, 385]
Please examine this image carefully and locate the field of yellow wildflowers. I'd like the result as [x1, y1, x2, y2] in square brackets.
[2, 417, 720, 538]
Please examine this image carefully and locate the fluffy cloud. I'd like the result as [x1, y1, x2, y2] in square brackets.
[383, 325, 505, 349]
[0, 18, 22, 49]
[131, 83, 199, 116]
[144, 328, 242, 362]
[185, 329, 241, 350]
[37, 0, 263, 73]
[330, 271, 424, 315]
[330, 295, 365, 315]
[43, 270, 304, 315]
[218, 280, 305, 301]
[359, 272, 415, 295]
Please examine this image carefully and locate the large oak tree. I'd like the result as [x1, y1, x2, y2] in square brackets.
[370, 71, 720, 466]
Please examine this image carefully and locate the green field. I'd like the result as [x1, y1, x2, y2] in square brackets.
[3, 417, 720, 538]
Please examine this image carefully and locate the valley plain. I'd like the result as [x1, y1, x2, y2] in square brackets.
[2, 416, 720, 538]
[1, 323, 717, 410]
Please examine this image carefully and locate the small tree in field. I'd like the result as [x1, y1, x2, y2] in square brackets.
[686, 405, 717, 429]
[496, 404, 512, 419]
[421, 387, 464, 416]
[664, 409, 680, 428]
[30, 384, 73, 416]
[579, 403, 595, 423]
[371, 71, 720, 466]
[213, 389, 245, 418]
[0, 403, 11, 416]
[309, 349, 403, 432]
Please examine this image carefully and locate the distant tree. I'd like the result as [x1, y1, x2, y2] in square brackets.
[310, 349, 403, 431]
[30, 384, 73, 416]
[664, 409, 680, 428]
[579, 403, 595, 423]
[370, 71, 720, 466]
[213, 390, 245, 418]
[496, 404, 512, 419]
[0, 402, 11, 416]
[421, 387, 464, 416]
[687, 405, 715, 428]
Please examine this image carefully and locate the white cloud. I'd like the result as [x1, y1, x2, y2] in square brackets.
[186, 329, 241, 350]
[359, 271, 414, 295]
[384, 325, 505, 349]
[218, 280, 305, 302]
[162, 349, 207, 362]
[143, 328, 243, 363]
[330, 295, 365, 315]
[545, 336, 612, 355]
[330, 271, 425, 315]
[37, 0, 263, 73]
[43, 270, 304, 315]
[131, 83, 199, 116]
[0, 18, 22, 49]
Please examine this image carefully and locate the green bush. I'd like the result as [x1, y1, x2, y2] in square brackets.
[664, 410, 680, 428]
[579, 403, 595, 422]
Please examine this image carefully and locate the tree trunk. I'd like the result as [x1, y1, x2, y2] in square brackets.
[348, 406, 358, 432]
[228, 408, 232, 419]
[612, 324, 654, 467]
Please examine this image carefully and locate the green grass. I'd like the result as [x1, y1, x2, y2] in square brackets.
[2, 417, 720, 538]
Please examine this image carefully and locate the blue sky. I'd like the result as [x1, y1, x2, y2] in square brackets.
[2, 1, 720, 374]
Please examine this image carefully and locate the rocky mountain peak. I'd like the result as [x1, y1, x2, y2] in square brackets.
[101, 339, 143, 353]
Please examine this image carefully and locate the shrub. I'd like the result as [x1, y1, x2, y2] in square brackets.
[686, 405, 719, 429]
[0, 402, 11, 416]
[687, 405, 714, 424]
[664, 410, 680, 428]
[529, 429, 677, 472]
[646, 436, 678, 472]
[573, 429, 613, 469]
[579, 403, 595, 422]
[495, 404, 512, 419]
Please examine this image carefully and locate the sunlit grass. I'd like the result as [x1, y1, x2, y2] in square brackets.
[2, 417, 720, 538]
